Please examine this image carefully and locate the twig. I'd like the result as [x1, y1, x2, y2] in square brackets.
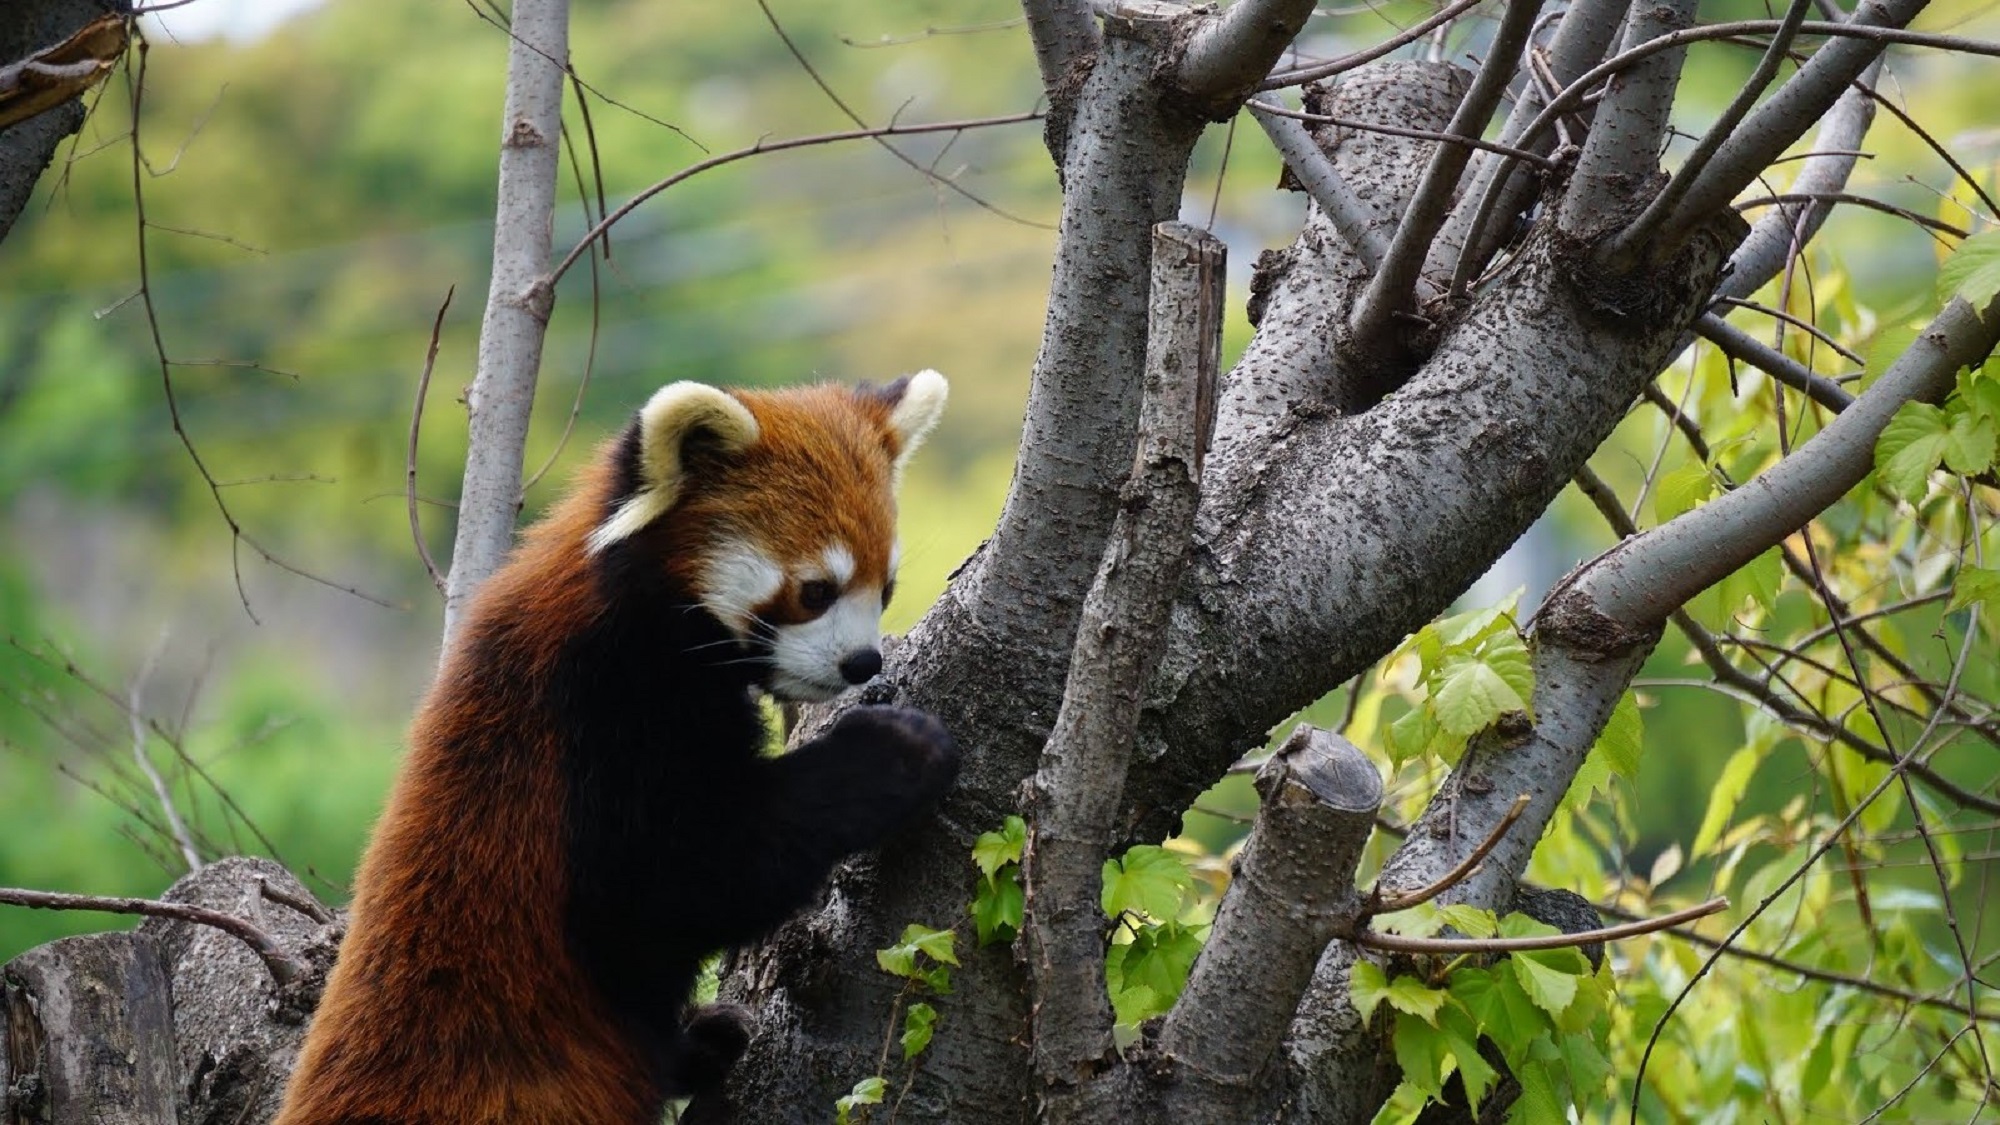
[1246, 98, 1558, 168]
[1369, 793, 1529, 914]
[258, 876, 335, 926]
[0, 885, 307, 986]
[547, 112, 1043, 288]
[1259, 0, 1489, 89]
[1359, 896, 1728, 953]
[1694, 312, 1855, 413]
[408, 287, 453, 597]
[128, 631, 201, 873]
[1734, 190, 1967, 239]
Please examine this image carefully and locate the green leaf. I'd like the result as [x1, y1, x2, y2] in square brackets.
[835, 1075, 887, 1124]
[1594, 692, 1644, 779]
[1437, 903, 1500, 939]
[1964, 368, 2000, 425]
[900, 1002, 938, 1061]
[1431, 655, 1528, 737]
[1654, 461, 1715, 523]
[1101, 845, 1193, 921]
[1948, 565, 2000, 615]
[1938, 229, 2000, 310]
[1351, 960, 1391, 1023]
[1944, 408, 1999, 474]
[1392, 1010, 1449, 1099]
[1692, 745, 1760, 858]
[1511, 953, 1579, 1017]
[1386, 705, 1439, 767]
[877, 923, 958, 982]
[971, 866, 1024, 946]
[1479, 629, 1535, 711]
[1385, 974, 1451, 1025]
[1555, 1026, 1610, 1098]
[1438, 1002, 1498, 1111]
[1874, 401, 1950, 501]
[1507, 1057, 1566, 1125]
[971, 815, 1026, 878]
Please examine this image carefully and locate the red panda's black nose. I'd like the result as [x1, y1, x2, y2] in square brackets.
[838, 649, 883, 685]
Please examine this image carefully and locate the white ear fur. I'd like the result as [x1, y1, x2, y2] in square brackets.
[888, 369, 948, 470]
[587, 382, 760, 555]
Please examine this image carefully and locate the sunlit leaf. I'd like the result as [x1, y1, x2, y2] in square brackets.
[1938, 229, 2000, 311]
[1873, 401, 1949, 502]
[1595, 692, 1644, 779]
[1432, 656, 1527, 738]
[971, 815, 1026, 878]
[1101, 845, 1193, 921]
[1385, 974, 1450, 1025]
[1944, 409, 1998, 474]
[1351, 960, 1391, 1023]
[835, 1076, 887, 1124]
[901, 1002, 937, 1060]
[1393, 1010, 1449, 1098]
[1512, 952, 1579, 1016]
[1948, 565, 2000, 615]
[1692, 746, 1760, 858]
[1654, 461, 1714, 524]
[971, 866, 1023, 946]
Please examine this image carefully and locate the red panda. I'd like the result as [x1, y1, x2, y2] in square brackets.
[275, 373, 959, 1125]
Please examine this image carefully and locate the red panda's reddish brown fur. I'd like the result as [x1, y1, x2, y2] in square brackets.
[276, 379, 957, 1125]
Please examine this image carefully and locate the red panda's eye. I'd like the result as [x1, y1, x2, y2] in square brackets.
[799, 580, 839, 613]
[883, 577, 897, 608]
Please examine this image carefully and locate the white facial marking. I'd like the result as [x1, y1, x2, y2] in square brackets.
[769, 586, 885, 703]
[697, 541, 784, 637]
[823, 543, 856, 586]
[889, 542, 902, 576]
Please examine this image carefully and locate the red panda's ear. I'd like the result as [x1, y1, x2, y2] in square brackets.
[876, 369, 948, 472]
[588, 382, 759, 554]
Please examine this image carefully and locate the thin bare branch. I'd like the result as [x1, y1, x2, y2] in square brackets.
[1259, 0, 1489, 90]
[1369, 793, 1530, 914]
[128, 631, 200, 873]
[547, 112, 1042, 288]
[1695, 311, 1855, 413]
[1360, 896, 1729, 953]
[409, 287, 453, 598]
[0, 884, 307, 986]
[1660, 0, 1930, 239]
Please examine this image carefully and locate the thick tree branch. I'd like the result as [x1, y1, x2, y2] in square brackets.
[1582, 292, 2000, 625]
[1022, 221, 1218, 1119]
[1246, 94, 1387, 270]
[1131, 206, 1746, 847]
[443, 0, 569, 640]
[1558, 0, 1698, 241]
[1346, 0, 1539, 360]
[1435, 0, 1629, 290]
[1022, 0, 1100, 94]
[1657, 0, 1927, 244]
[1176, 0, 1318, 104]
[1155, 728, 1381, 1116]
[1213, 63, 1467, 453]
[1611, 0, 1815, 259]
[1712, 58, 1881, 304]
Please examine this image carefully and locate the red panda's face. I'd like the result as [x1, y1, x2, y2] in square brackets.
[588, 374, 947, 702]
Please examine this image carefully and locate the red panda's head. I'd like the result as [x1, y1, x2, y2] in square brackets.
[586, 372, 947, 702]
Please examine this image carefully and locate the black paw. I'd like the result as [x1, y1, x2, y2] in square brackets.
[674, 1003, 751, 1094]
[829, 705, 961, 802]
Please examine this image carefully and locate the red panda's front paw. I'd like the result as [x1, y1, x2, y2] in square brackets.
[830, 704, 961, 802]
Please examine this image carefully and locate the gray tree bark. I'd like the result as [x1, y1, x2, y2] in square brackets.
[0, 0, 127, 243]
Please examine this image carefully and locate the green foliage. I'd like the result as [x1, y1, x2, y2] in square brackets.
[1937, 228, 2000, 310]
[834, 1076, 887, 1125]
[968, 815, 1025, 946]
[1359, 912, 1613, 1121]
[876, 923, 958, 995]
[1382, 598, 1533, 767]
[900, 1002, 938, 1061]
[1100, 844, 1207, 1030]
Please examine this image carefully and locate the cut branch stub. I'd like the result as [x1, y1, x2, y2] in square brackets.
[1157, 726, 1381, 1109]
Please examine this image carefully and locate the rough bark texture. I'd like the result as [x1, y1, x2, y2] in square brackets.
[0, 0, 126, 243]
[2, 859, 335, 1125]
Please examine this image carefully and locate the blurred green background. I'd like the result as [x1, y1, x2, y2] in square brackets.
[2, 0, 1994, 959]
